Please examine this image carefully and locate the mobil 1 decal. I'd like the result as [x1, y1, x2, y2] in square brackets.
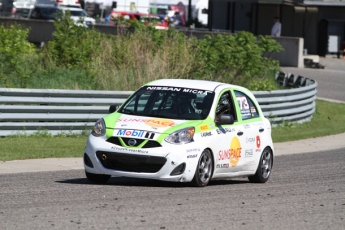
[116, 129, 155, 139]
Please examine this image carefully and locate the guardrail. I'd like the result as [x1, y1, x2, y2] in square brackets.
[0, 74, 317, 136]
[256, 72, 318, 124]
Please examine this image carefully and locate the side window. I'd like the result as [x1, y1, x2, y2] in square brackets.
[30, 9, 38, 18]
[235, 91, 259, 120]
[215, 91, 237, 120]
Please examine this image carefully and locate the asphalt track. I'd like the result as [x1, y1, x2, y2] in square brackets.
[0, 57, 344, 229]
[0, 149, 344, 230]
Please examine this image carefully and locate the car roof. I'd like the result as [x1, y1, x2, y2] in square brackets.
[145, 79, 229, 91]
[59, 6, 83, 11]
[33, 5, 84, 12]
[110, 11, 139, 15]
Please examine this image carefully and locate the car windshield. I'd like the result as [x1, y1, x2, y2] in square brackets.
[69, 10, 87, 17]
[118, 86, 215, 120]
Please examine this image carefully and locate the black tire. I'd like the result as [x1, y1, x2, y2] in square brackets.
[191, 149, 213, 187]
[85, 171, 111, 184]
[248, 147, 273, 183]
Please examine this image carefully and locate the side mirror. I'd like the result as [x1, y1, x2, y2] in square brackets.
[109, 104, 120, 113]
[215, 114, 234, 125]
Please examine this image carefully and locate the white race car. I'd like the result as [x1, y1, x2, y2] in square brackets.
[83, 79, 274, 187]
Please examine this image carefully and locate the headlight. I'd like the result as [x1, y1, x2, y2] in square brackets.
[165, 127, 195, 144]
[91, 119, 105, 137]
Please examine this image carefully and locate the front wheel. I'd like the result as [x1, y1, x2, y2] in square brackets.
[191, 149, 214, 187]
[85, 171, 111, 184]
[248, 147, 273, 183]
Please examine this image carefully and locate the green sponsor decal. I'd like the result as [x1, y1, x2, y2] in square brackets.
[103, 112, 122, 138]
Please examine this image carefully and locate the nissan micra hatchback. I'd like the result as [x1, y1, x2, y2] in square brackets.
[83, 79, 274, 187]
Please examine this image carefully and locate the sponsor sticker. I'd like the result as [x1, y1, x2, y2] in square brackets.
[256, 136, 261, 148]
[216, 127, 235, 134]
[243, 124, 251, 129]
[229, 137, 242, 167]
[245, 149, 253, 158]
[116, 129, 155, 139]
[186, 148, 200, 153]
[245, 137, 255, 144]
[187, 154, 198, 158]
[145, 118, 175, 128]
[111, 146, 148, 154]
[200, 131, 212, 137]
[200, 125, 209, 131]
[146, 86, 211, 95]
[116, 118, 175, 127]
[241, 111, 251, 117]
[218, 149, 230, 161]
[216, 163, 229, 168]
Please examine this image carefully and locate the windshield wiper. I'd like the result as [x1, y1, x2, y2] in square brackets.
[143, 113, 174, 119]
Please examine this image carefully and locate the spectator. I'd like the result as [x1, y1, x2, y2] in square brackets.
[271, 16, 281, 37]
[163, 16, 170, 27]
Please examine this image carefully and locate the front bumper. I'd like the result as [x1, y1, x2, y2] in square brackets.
[84, 134, 203, 182]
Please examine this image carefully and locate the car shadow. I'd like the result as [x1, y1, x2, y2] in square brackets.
[56, 176, 249, 188]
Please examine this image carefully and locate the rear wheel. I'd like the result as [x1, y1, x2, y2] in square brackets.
[191, 149, 213, 187]
[248, 147, 273, 183]
[85, 171, 111, 184]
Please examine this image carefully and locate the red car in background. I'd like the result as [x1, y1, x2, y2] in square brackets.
[105, 11, 140, 26]
[108, 11, 141, 21]
[138, 13, 168, 30]
[105, 11, 168, 30]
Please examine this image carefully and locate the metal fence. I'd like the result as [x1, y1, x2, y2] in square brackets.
[0, 73, 317, 136]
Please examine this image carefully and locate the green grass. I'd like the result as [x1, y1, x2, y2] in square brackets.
[272, 99, 345, 142]
[0, 99, 344, 162]
[0, 136, 87, 161]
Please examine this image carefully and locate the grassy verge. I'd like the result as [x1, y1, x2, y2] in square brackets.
[0, 137, 86, 161]
[272, 99, 345, 142]
[0, 99, 344, 161]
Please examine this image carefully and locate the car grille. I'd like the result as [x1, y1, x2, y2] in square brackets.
[96, 151, 167, 173]
[106, 137, 162, 148]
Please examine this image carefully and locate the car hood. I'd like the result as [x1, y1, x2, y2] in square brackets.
[104, 113, 203, 137]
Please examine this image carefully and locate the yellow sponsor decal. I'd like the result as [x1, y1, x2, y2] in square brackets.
[144, 118, 175, 128]
[200, 124, 209, 131]
[230, 137, 242, 167]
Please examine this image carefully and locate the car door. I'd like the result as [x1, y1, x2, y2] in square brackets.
[233, 90, 264, 173]
[213, 89, 244, 174]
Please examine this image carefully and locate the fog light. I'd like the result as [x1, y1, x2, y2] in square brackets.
[84, 153, 94, 168]
[170, 163, 186, 176]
